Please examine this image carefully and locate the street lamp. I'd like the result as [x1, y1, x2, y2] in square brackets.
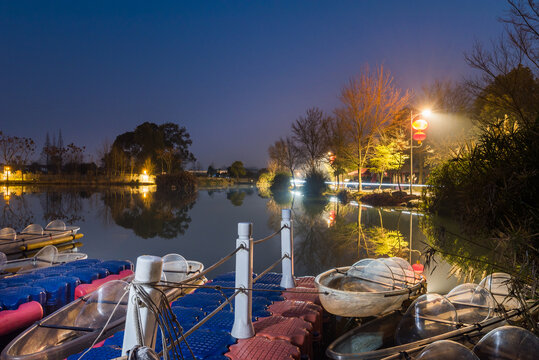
[409, 110, 431, 195]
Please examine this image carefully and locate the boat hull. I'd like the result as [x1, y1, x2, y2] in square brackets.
[326, 304, 533, 360]
[315, 266, 426, 318]
[0, 260, 205, 360]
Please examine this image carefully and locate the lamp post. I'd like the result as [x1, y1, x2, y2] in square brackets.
[409, 110, 430, 195]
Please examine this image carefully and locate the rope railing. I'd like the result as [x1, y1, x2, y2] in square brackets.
[157, 289, 242, 358]
[118, 209, 295, 357]
[173, 244, 245, 285]
[253, 254, 287, 283]
[252, 224, 288, 245]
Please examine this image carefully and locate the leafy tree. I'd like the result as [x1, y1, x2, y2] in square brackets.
[335, 65, 410, 190]
[110, 122, 195, 174]
[369, 142, 406, 190]
[228, 161, 246, 179]
[292, 107, 331, 172]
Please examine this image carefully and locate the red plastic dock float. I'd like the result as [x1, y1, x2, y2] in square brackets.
[74, 269, 133, 299]
[268, 300, 323, 336]
[0, 301, 43, 336]
[253, 315, 313, 357]
[283, 287, 321, 305]
[226, 336, 301, 360]
[295, 276, 316, 288]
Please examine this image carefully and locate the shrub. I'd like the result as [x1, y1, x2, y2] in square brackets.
[256, 171, 274, 190]
[270, 172, 291, 193]
[303, 170, 328, 197]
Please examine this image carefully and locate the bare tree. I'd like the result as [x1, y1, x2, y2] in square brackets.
[0, 132, 35, 170]
[502, 0, 539, 70]
[291, 107, 331, 172]
[335, 65, 410, 190]
[420, 80, 472, 114]
[268, 137, 301, 185]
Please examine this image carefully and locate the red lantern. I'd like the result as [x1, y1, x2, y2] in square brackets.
[412, 118, 428, 131]
[413, 131, 426, 142]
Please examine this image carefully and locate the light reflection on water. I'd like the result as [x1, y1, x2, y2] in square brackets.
[0, 185, 462, 293]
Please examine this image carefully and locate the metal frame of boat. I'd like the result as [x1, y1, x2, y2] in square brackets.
[1, 251, 88, 276]
[326, 302, 538, 360]
[315, 266, 426, 318]
[1, 260, 205, 360]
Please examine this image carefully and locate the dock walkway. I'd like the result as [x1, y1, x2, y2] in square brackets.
[68, 272, 323, 360]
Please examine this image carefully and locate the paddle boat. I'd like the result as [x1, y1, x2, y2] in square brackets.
[315, 257, 426, 318]
[403, 325, 538, 360]
[1, 253, 205, 360]
[1, 245, 87, 277]
[0, 221, 82, 256]
[325, 273, 537, 359]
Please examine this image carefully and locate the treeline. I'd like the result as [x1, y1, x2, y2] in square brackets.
[264, 0, 538, 196]
[0, 122, 197, 180]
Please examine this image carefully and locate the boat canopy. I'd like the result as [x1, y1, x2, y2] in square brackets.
[21, 224, 44, 235]
[0, 227, 17, 241]
[74, 280, 130, 330]
[395, 293, 458, 345]
[162, 253, 189, 282]
[446, 283, 496, 324]
[34, 245, 59, 265]
[45, 220, 67, 231]
[416, 340, 479, 360]
[346, 258, 417, 292]
[479, 273, 520, 309]
[473, 325, 539, 360]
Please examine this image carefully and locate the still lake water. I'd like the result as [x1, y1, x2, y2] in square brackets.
[1, 185, 463, 293]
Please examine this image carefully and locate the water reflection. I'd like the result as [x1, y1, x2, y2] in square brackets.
[0, 186, 35, 230]
[0, 185, 474, 293]
[102, 186, 196, 239]
[226, 187, 255, 206]
[263, 192, 413, 276]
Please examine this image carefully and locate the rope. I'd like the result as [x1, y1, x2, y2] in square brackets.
[157, 289, 241, 358]
[253, 225, 288, 245]
[253, 254, 287, 283]
[77, 288, 130, 360]
[173, 245, 244, 285]
[157, 281, 329, 295]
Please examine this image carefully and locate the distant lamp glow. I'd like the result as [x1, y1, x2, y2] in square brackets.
[421, 109, 432, 117]
[143, 170, 147, 175]
[411, 119, 428, 131]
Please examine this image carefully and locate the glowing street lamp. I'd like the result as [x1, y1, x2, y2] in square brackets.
[409, 110, 431, 195]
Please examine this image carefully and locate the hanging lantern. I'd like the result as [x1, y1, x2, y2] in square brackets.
[413, 131, 427, 142]
[412, 118, 428, 131]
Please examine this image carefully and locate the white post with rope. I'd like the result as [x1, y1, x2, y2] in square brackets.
[280, 209, 296, 289]
[231, 222, 255, 339]
[122, 255, 163, 356]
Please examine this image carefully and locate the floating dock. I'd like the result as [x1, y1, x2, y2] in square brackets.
[68, 271, 323, 359]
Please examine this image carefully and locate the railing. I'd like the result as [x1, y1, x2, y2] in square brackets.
[118, 208, 296, 358]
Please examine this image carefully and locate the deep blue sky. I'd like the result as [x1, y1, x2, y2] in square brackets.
[0, 1, 509, 168]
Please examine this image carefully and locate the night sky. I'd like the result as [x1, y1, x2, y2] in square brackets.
[0, 1, 509, 168]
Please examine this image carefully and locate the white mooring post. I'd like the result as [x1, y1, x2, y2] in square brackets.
[280, 209, 296, 289]
[122, 255, 163, 356]
[231, 222, 255, 339]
